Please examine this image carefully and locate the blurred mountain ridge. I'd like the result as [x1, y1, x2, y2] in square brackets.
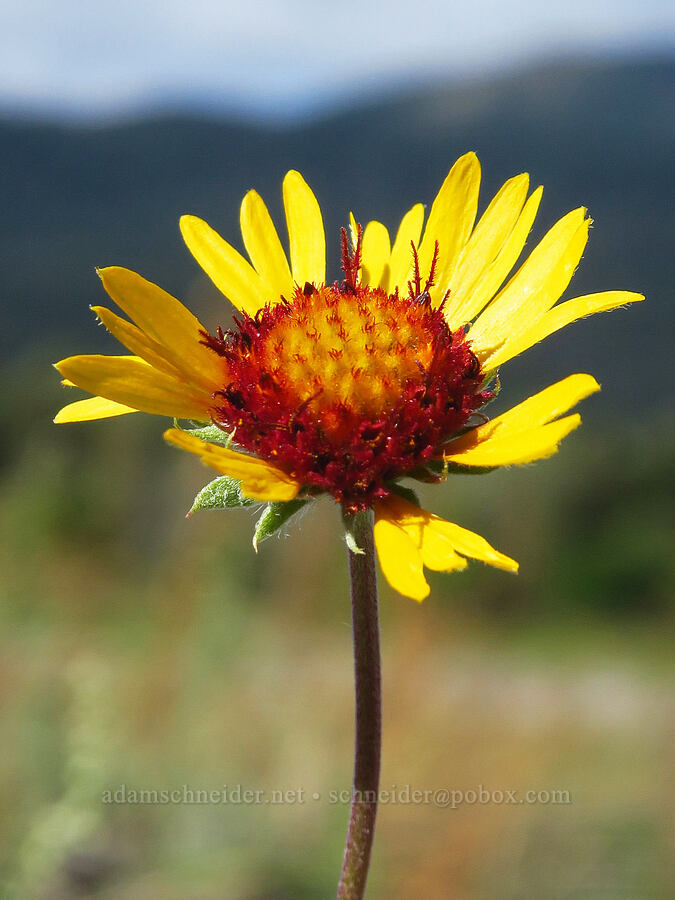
[1, 56, 673, 415]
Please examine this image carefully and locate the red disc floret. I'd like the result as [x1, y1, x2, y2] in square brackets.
[203, 281, 490, 511]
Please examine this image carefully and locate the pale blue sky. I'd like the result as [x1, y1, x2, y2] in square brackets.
[1, 0, 672, 120]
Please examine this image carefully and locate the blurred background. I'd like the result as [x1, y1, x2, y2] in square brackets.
[1, 2, 673, 898]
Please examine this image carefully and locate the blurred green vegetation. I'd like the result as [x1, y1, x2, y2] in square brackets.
[1, 348, 673, 899]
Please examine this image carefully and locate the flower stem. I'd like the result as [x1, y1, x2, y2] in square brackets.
[337, 509, 381, 900]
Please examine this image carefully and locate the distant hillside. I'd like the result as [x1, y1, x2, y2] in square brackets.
[1, 57, 673, 417]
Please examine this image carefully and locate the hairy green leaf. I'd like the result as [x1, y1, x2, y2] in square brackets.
[188, 475, 255, 516]
[253, 499, 308, 551]
[174, 420, 235, 446]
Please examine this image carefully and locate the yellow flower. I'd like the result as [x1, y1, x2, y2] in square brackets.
[55, 154, 642, 600]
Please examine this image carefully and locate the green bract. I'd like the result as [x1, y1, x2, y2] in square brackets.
[188, 475, 255, 516]
[253, 500, 308, 551]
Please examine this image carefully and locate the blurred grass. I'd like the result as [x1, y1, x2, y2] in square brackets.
[0, 351, 673, 899]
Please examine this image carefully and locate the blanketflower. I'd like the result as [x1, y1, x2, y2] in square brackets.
[55, 153, 642, 600]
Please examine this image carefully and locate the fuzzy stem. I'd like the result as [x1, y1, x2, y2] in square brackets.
[337, 509, 381, 900]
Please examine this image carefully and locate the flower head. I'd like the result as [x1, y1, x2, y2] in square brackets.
[199, 238, 490, 511]
[55, 154, 642, 599]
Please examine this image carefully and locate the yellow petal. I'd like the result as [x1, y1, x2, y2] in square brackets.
[377, 500, 464, 572]
[444, 174, 529, 319]
[361, 220, 391, 289]
[469, 208, 590, 351]
[92, 305, 182, 378]
[377, 495, 518, 580]
[347, 211, 366, 283]
[486, 373, 599, 431]
[282, 170, 326, 287]
[443, 374, 600, 465]
[445, 186, 543, 329]
[180, 215, 268, 315]
[483, 291, 645, 369]
[387, 202, 425, 294]
[416, 526, 468, 573]
[392, 497, 518, 572]
[54, 396, 139, 423]
[417, 153, 482, 304]
[97, 267, 225, 388]
[240, 189, 294, 301]
[55, 355, 210, 421]
[373, 514, 430, 601]
[348, 211, 360, 253]
[445, 415, 582, 466]
[427, 518, 518, 572]
[163, 428, 300, 501]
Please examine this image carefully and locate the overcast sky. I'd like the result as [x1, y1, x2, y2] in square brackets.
[1, 0, 672, 121]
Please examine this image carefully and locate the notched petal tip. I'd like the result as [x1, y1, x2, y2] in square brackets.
[53, 358, 71, 376]
[179, 214, 218, 249]
[54, 395, 140, 423]
[582, 374, 602, 395]
[97, 264, 128, 284]
[179, 214, 209, 247]
[283, 168, 304, 185]
[459, 149, 479, 166]
[179, 213, 200, 230]
[242, 187, 260, 202]
[491, 553, 519, 574]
